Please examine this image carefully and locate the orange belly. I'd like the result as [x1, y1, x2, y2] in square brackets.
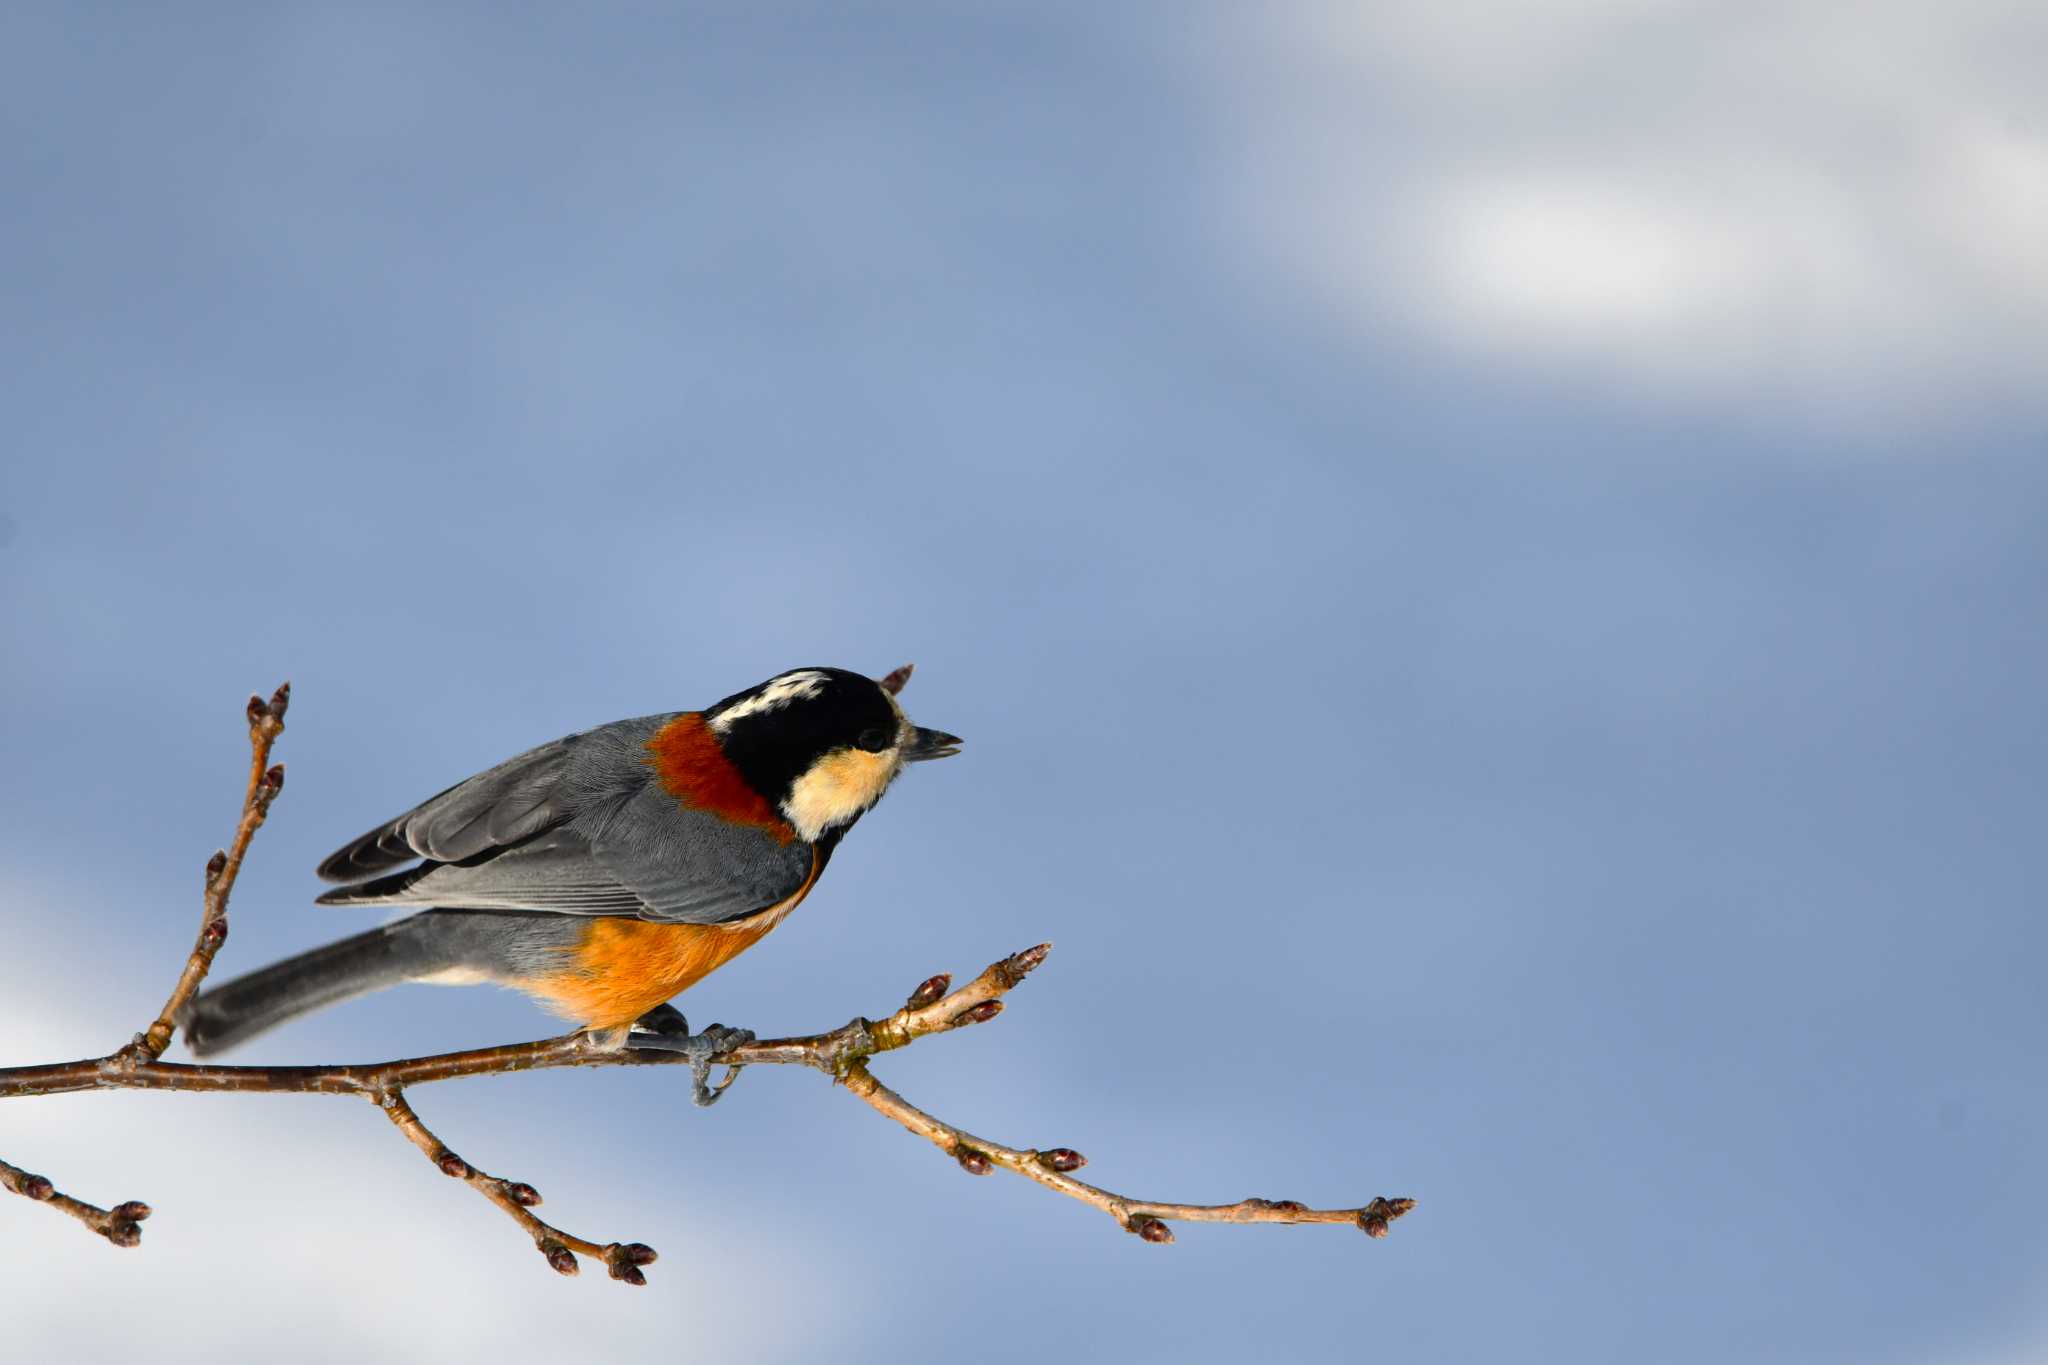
[517, 846, 823, 1032]
[522, 916, 781, 1031]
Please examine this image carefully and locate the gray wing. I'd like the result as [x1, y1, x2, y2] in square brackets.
[316, 721, 814, 925]
[316, 732, 589, 883]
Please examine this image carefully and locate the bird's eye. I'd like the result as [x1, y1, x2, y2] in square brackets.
[855, 726, 893, 753]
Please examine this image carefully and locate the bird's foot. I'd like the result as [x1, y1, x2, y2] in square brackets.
[627, 1005, 754, 1107]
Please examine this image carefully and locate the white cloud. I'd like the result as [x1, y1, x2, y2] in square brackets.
[1199, 0, 2048, 434]
[0, 872, 855, 1363]
[1429, 178, 1754, 336]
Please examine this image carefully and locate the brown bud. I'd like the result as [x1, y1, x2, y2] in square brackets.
[955, 1148, 993, 1176]
[1357, 1196, 1416, 1238]
[1270, 1200, 1307, 1216]
[1039, 1148, 1087, 1173]
[1132, 1216, 1174, 1244]
[112, 1201, 152, 1222]
[203, 915, 228, 947]
[618, 1242, 658, 1266]
[204, 850, 228, 882]
[953, 1000, 1003, 1026]
[905, 973, 951, 1009]
[246, 694, 267, 725]
[878, 663, 914, 695]
[105, 1220, 144, 1248]
[21, 1174, 54, 1201]
[542, 1241, 578, 1275]
[270, 681, 291, 717]
[612, 1263, 647, 1286]
[265, 764, 285, 792]
[436, 1153, 471, 1179]
[1013, 943, 1052, 974]
[506, 1182, 542, 1207]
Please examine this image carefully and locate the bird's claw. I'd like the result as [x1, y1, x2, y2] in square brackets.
[627, 1008, 754, 1107]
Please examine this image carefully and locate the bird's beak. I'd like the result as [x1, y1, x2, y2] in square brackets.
[906, 726, 963, 762]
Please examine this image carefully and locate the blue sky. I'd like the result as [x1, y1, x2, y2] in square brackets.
[3, 4, 2045, 1362]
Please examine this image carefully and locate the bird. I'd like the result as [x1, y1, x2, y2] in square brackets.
[181, 664, 961, 1101]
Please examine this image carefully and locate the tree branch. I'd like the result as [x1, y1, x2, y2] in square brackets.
[0, 684, 1414, 1281]
[0, 1155, 150, 1248]
[127, 682, 290, 1063]
[374, 1087, 658, 1284]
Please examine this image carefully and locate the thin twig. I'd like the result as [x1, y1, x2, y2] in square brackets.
[374, 1088, 656, 1283]
[0, 684, 1414, 1282]
[0, 1154, 151, 1248]
[126, 681, 290, 1063]
[838, 1060, 1416, 1243]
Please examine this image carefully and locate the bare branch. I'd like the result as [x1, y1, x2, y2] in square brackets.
[126, 681, 290, 1062]
[837, 1059, 1415, 1242]
[0, 684, 1413, 1281]
[2, 948, 1412, 1267]
[1, 1154, 151, 1248]
[375, 1088, 656, 1283]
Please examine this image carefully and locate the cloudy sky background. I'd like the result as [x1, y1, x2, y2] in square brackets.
[3, 4, 2044, 1361]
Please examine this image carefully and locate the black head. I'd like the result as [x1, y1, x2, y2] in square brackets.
[706, 666, 961, 840]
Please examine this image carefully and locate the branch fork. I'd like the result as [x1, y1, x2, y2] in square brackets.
[1, 683, 1414, 1281]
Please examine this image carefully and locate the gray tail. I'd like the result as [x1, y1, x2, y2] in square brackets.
[181, 915, 453, 1056]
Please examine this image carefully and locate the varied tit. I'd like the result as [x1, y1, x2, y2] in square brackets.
[182, 665, 961, 1101]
